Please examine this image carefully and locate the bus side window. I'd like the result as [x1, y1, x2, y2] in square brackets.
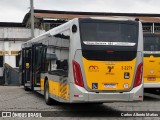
[49, 29, 70, 73]
[62, 60, 68, 71]
[56, 59, 68, 71]
[44, 60, 49, 72]
[19, 51, 22, 68]
[56, 60, 61, 69]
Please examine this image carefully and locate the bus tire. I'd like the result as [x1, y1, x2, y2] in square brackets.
[44, 81, 52, 105]
[24, 85, 30, 91]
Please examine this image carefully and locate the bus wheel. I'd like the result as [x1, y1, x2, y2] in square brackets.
[24, 85, 30, 91]
[44, 81, 52, 105]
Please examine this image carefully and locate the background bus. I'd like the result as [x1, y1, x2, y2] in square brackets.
[19, 17, 143, 105]
[144, 33, 160, 89]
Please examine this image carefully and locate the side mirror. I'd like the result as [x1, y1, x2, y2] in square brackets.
[56, 60, 68, 71]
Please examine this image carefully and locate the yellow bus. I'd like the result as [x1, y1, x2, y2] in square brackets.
[19, 17, 143, 105]
[144, 33, 160, 88]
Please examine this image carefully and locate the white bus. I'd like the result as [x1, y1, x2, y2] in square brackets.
[19, 17, 143, 104]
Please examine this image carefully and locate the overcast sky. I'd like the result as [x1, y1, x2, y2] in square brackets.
[0, 0, 160, 22]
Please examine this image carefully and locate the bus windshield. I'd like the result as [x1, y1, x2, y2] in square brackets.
[80, 21, 138, 49]
[144, 35, 160, 51]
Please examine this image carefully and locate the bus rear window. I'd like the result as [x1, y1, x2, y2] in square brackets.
[144, 36, 160, 51]
[79, 19, 139, 60]
[80, 22, 138, 45]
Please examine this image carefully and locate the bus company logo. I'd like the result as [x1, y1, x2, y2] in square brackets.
[108, 66, 114, 73]
[106, 66, 115, 75]
[150, 70, 154, 74]
[88, 65, 99, 72]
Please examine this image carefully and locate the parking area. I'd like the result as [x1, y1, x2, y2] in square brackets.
[0, 86, 160, 120]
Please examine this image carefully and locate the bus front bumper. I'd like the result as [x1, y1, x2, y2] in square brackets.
[69, 83, 143, 103]
[144, 82, 160, 88]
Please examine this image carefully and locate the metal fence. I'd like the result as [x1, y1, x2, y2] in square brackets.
[3, 63, 20, 86]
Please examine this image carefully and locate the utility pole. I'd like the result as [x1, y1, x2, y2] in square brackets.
[30, 0, 34, 38]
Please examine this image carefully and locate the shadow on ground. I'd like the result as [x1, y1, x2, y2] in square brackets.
[22, 87, 121, 117]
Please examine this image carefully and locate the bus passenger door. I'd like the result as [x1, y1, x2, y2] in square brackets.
[32, 44, 46, 91]
[22, 47, 32, 88]
[21, 48, 25, 85]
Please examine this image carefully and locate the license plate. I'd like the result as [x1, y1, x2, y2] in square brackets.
[147, 77, 156, 81]
[104, 84, 116, 88]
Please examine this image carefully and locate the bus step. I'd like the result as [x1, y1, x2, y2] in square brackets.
[25, 83, 31, 87]
[35, 83, 40, 86]
[34, 87, 41, 91]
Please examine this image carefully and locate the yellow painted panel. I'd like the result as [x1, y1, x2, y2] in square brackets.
[40, 78, 44, 91]
[49, 80, 59, 96]
[82, 57, 136, 91]
[40, 78, 69, 100]
[144, 56, 160, 83]
[48, 80, 69, 100]
[59, 83, 69, 100]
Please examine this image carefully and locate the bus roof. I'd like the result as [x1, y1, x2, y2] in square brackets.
[22, 17, 139, 47]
